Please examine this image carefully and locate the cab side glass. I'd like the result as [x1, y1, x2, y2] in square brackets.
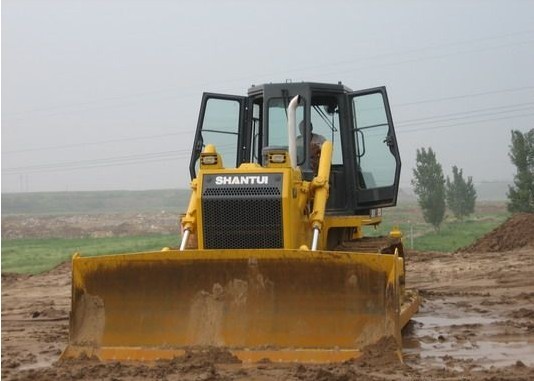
[201, 98, 241, 168]
[353, 93, 396, 188]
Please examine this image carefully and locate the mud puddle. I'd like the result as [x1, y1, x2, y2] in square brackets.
[404, 255, 534, 372]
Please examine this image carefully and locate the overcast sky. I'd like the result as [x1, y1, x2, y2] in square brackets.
[2, 0, 534, 193]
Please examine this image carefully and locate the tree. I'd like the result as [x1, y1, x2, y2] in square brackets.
[446, 166, 477, 220]
[507, 129, 534, 213]
[412, 147, 446, 231]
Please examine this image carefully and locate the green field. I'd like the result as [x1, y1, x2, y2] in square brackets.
[2, 203, 509, 275]
[409, 218, 506, 252]
[1, 189, 509, 275]
[2, 234, 181, 274]
[364, 201, 509, 252]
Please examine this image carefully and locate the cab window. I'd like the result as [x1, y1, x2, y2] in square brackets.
[267, 98, 304, 165]
[352, 92, 396, 188]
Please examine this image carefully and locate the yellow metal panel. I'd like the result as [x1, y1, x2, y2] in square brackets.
[64, 249, 415, 362]
[195, 166, 296, 250]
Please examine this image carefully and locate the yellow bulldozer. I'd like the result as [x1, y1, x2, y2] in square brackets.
[62, 82, 420, 363]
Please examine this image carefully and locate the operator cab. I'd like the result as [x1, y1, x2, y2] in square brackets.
[189, 82, 401, 214]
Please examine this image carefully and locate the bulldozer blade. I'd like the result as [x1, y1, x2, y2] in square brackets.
[62, 248, 417, 363]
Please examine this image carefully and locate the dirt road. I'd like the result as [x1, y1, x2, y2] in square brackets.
[2, 216, 534, 380]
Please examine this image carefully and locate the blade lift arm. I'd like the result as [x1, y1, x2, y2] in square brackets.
[180, 179, 198, 251]
[309, 140, 333, 250]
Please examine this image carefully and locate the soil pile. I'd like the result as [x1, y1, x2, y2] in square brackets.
[172, 347, 242, 365]
[460, 212, 534, 253]
[347, 336, 400, 368]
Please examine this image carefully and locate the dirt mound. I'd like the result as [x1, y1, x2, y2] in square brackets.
[460, 213, 534, 253]
[346, 336, 401, 368]
[170, 347, 242, 365]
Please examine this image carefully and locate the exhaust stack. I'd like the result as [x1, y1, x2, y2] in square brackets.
[287, 95, 300, 168]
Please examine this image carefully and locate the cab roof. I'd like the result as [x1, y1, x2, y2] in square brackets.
[247, 81, 353, 97]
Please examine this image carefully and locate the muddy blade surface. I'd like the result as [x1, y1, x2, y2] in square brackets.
[64, 249, 402, 362]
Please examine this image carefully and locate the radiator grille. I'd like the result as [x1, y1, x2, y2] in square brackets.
[204, 187, 280, 197]
[202, 186, 283, 249]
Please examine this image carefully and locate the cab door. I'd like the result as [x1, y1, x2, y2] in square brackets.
[189, 93, 248, 179]
[349, 87, 401, 209]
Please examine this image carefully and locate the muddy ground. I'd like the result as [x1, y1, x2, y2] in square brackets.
[2, 215, 534, 380]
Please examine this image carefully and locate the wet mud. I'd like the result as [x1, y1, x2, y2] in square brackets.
[3, 215, 534, 380]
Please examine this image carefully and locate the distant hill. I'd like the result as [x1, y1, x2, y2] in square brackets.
[1, 189, 191, 216]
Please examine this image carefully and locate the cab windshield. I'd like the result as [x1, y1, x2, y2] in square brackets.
[267, 98, 304, 165]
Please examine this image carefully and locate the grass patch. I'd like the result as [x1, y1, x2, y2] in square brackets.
[363, 201, 509, 252]
[412, 218, 506, 252]
[1, 234, 180, 274]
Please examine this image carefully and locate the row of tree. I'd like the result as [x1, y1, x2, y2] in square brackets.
[412, 148, 476, 231]
[411, 129, 534, 230]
